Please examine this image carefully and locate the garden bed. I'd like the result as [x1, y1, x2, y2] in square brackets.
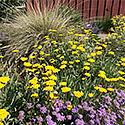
[0, 5, 125, 125]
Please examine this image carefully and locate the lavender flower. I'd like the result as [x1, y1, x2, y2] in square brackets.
[46, 115, 56, 125]
[40, 106, 47, 114]
[75, 119, 85, 125]
[36, 116, 43, 123]
[72, 106, 79, 113]
[18, 111, 25, 121]
[66, 115, 72, 120]
[56, 113, 65, 121]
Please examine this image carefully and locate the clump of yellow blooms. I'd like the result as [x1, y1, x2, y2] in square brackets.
[0, 76, 10, 89]
[88, 93, 94, 97]
[61, 87, 71, 93]
[24, 62, 32, 67]
[20, 57, 28, 61]
[31, 93, 39, 97]
[98, 71, 106, 79]
[0, 109, 9, 124]
[73, 91, 84, 98]
[28, 77, 40, 89]
[12, 49, 19, 53]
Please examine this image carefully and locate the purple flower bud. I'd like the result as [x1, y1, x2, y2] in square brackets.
[36, 104, 41, 108]
[18, 111, 25, 121]
[37, 116, 43, 123]
[66, 115, 72, 120]
[75, 119, 85, 125]
[40, 106, 47, 114]
[72, 107, 79, 113]
[65, 101, 71, 106]
[56, 113, 65, 121]
[46, 115, 56, 125]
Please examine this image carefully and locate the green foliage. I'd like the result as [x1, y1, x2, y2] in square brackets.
[0, 0, 25, 21]
[94, 18, 113, 33]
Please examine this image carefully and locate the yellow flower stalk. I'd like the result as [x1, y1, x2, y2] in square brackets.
[88, 93, 94, 97]
[59, 82, 67, 86]
[96, 51, 102, 55]
[20, 57, 28, 61]
[12, 49, 19, 53]
[88, 58, 95, 63]
[60, 65, 66, 69]
[0, 76, 10, 83]
[67, 104, 72, 110]
[44, 80, 56, 86]
[90, 52, 96, 57]
[107, 88, 114, 92]
[49, 75, 57, 81]
[24, 62, 32, 67]
[0, 83, 5, 89]
[29, 77, 38, 84]
[61, 87, 71, 93]
[108, 51, 115, 55]
[37, 45, 42, 49]
[73, 91, 84, 98]
[85, 73, 91, 77]
[99, 88, 107, 93]
[118, 71, 125, 75]
[61, 61, 68, 65]
[43, 86, 54, 91]
[31, 93, 39, 97]
[83, 66, 90, 70]
[0, 109, 9, 121]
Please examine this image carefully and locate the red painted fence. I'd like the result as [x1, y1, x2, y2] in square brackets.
[26, 0, 125, 19]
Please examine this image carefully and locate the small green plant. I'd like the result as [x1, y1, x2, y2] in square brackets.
[94, 18, 113, 33]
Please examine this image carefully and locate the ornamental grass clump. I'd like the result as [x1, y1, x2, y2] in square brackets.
[0, 5, 82, 69]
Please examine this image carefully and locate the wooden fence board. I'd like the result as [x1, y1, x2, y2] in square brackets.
[105, 0, 112, 17]
[84, 0, 90, 19]
[26, 0, 125, 19]
[120, 0, 125, 15]
[90, 0, 97, 18]
[112, 0, 119, 16]
[98, 0, 105, 17]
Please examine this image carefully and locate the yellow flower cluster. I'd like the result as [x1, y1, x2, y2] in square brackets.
[98, 70, 125, 83]
[28, 77, 40, 89]
[0, 76, 10, 89]
[42, 65, 60, 99]
[73, 91, 84, 98]
[94, 86, 114, 93]
[0, 109, 9, 122]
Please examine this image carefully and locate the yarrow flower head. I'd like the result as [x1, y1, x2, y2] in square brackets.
[0, 109, 9, 121]
[73, 91, 84, 98]
[61, 87, 71, 93]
